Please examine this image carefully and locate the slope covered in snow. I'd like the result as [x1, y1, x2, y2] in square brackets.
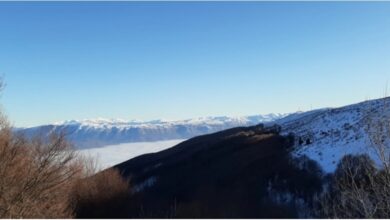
[274, 97, 390, 173]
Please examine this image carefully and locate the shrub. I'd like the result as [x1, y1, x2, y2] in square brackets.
[0, 113, 130, 218]
[71, 168, 130, 218]
[316, 154, 390, 218]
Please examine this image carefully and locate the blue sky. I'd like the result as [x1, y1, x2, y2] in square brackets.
[1, 2, 390, 127]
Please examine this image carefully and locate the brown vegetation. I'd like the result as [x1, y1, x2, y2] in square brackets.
[72, 167, 130, 218]
[0, 112, 130, 218]
[0, 117, 75, 217]
[0, 79, 131, 218]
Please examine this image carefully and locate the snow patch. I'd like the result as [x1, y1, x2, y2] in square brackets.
[133, 176, 157, 193]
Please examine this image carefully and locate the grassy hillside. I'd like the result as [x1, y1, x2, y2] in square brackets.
[75, 125, 323, 218]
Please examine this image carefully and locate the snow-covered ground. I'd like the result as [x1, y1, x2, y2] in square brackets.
[274, 97, 390, 173]
[78, 139, 185, 170]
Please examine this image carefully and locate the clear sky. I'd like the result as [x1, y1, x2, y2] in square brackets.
[1, 2, 390, 127]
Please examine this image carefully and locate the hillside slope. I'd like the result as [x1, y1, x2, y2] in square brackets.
[97, 125, 323, 218]
[79, 97, 390, 218]
[274, 97, 390, 172]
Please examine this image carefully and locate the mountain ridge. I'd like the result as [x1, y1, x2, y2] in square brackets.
[16, 113, 288, 148]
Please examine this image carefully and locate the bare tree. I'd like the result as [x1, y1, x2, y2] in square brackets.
[0, 119, 81, 217]
[316, 96, 390, 218]
[0, 77, 132, 218]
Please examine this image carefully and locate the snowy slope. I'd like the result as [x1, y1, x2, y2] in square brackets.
[273, 97, 390, 173]
[17, 114, 287, 149]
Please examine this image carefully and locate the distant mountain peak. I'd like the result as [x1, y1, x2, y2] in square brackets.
[20, 113, 289, 148]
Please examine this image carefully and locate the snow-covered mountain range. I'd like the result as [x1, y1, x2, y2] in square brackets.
[16, 114, 287, 148]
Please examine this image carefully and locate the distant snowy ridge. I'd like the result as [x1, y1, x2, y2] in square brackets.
[273, 97, 390, 173]
[53, 114, 285, 128]
[17, 114, 287, 149]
